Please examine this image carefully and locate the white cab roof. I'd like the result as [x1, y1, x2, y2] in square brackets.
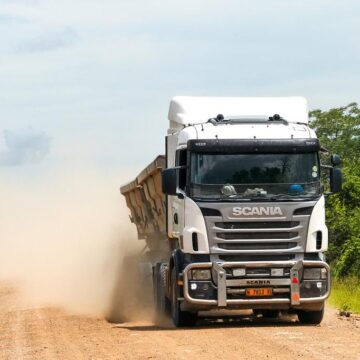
[168, 96, 309, 127]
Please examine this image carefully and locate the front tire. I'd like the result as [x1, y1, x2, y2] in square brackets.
[171, 267, 197, 327]
[297, 307, 324, 325]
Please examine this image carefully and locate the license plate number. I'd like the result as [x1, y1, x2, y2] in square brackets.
[246, 288, 273, 297]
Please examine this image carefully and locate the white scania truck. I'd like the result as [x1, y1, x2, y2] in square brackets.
[120, 96, 342, 327]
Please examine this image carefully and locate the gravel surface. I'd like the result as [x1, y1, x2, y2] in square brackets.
[0, 283, 359, 360]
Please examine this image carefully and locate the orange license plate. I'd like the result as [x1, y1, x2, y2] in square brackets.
[246, 288, 273, 297]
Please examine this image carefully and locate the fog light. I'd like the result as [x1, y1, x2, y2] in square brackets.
[271, 268, 284, 277]
[303, 268, 321, 280]
[233, 268, 246, 277]
[191, 269, 211, 280]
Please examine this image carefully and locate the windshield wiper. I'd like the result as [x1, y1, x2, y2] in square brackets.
[268, 193, 315, 201]
[220, 194, 252, 201]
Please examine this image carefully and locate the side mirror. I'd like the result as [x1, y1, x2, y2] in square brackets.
[331, 154, 341, 166]
[162, 168, 177, 195]
[330, 167, 342, 193]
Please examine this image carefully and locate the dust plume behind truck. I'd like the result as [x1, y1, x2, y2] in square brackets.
[120, 96, 342, 327]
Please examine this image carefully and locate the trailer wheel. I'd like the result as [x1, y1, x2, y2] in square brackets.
[153, 263, 170, 323]
[297, 307, 324, 325]
[171, 267, 197, 327]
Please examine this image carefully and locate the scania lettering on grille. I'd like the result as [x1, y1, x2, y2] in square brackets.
[232, 206, 283, 216]
[246, 280, 271, 285]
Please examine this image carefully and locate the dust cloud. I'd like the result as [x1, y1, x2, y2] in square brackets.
[0, 165, 145, 318]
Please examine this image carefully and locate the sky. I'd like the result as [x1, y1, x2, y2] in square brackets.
[1, 0, 359, 314]
[0, 0, 360, 174]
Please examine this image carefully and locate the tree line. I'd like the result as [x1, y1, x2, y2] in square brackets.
[310, 103, 360, 278]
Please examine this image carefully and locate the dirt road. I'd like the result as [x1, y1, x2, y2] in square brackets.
[0, 283, 359, 360]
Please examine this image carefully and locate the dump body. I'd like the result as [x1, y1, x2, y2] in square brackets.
[120, 155, 167, 254]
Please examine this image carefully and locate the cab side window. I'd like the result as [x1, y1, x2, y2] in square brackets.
[175, 149, 187, 191]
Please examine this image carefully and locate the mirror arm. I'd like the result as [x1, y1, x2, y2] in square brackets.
[321, 164, 332, 170]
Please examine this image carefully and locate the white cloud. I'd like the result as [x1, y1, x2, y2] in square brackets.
[0, 129, 51, 166]
[16, 27, 77, 53]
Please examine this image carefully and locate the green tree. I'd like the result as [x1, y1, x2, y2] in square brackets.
[310, 103, 360, 277]
[310, 103, 360, 168]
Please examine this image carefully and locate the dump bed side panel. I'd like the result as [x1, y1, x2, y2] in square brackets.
[120, 155, 166, 250]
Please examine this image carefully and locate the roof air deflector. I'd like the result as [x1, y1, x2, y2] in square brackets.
[207, 114, 288, 126]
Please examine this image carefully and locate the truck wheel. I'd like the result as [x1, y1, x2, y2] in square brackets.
[297, 307, 324, 325]
[171, 267, 197, 327]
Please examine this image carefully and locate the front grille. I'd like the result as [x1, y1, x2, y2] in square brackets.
[219, 254, 295, 262]
[218, 242, 297, 251]
[198, 201, 314, 257]
[216, 232, 298, 240]
[215, 221, 300, 229]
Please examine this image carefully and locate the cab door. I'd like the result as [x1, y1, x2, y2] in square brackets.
[166, 135, 186, 242]
[171, 149, 187, 240]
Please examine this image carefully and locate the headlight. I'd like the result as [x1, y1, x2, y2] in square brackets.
[303, 268, 321, 280]
[191, 269, 211, 280]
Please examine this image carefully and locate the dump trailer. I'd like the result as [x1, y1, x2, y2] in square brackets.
[120, 96, 342, 327]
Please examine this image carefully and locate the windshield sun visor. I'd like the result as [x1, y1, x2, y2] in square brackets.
[187, 139, 320, 154]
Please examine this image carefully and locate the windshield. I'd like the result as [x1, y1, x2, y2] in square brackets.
[190, 153, 321, 201]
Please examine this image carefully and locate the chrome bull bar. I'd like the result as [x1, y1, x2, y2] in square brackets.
[182, 260, 331, 306]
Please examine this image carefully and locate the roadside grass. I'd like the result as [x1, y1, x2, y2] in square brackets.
[329, 277, 360, 313]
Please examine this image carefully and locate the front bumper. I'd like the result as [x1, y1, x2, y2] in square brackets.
[183, 260, 330, 307]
